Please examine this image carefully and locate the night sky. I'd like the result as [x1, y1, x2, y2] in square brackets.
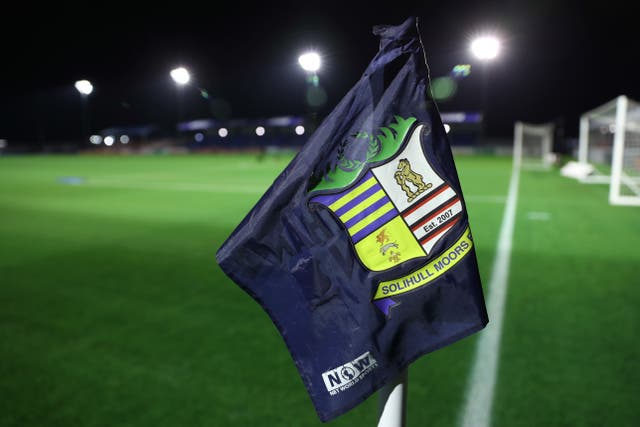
[1, 0, 637, 143]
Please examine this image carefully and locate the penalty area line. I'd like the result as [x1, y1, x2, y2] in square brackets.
[459, 162, 520, 427]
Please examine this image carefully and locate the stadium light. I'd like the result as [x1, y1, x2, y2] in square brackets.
[75, 80, 93, 143]
[120, 135, 130, 144]
[218, 128, 228, 138]
[89, 135, 102, 145]
[298, 52, 321, 73]
[74, 80, 93, 96]
[104, 136, 115, 146]
[255, 126, 265, 136]
[170, 67, 191, 134]
[469, 34, 502, 136]
[299, 52, 324, 111]
[470, 36, 501, 61]
[170, 67, 191, 85]
[295, 125, 305, 135]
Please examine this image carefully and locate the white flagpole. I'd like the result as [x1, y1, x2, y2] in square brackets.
[377, 368, 408, 427]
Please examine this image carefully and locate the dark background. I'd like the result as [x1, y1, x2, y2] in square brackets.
[0, 0, 637, 142]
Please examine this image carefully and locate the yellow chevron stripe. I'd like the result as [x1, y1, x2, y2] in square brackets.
[339, 190, 386, 222]
[328, 176, 377, 211]
[348, 202, 394, 235]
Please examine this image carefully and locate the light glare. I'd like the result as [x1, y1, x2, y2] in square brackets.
[295, 125, 305, 135]
[470, 36, 501, 60]
[255, 126, 265, 136]
[104, 136, 115, 146]
[298, 52, 321, 72]
[443, 124, 451, 134]
[74, 80, 93, 95]
[170, 67, 191, 85]
[452, 64, 471, 78]
[218, 128, 228, 138]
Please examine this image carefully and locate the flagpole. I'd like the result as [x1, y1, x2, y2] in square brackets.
[377, 368, 408, 427]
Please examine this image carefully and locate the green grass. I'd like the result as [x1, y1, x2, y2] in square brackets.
[0, 154, 637, 426]
[493, 167, 640, 427]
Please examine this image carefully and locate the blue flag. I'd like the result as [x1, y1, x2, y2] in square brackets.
[216, 17, 488, 422]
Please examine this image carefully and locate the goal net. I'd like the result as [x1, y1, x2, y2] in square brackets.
[513, 121, 554, 170]
[578, 95, 640, 206]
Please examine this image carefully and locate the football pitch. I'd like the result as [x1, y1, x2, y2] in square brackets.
[0, 153, 638, 426]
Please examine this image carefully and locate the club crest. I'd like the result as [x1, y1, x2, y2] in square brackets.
[309, 117, 464, 273]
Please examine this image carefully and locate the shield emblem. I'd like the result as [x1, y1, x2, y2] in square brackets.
[309, 120, 462, 272]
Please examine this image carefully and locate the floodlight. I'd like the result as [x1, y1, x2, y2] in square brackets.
[255, 126, 265, 136]
[295, 125, 305, 135]
[298, 52, 321, 72]
[470, 36, 501, 60]
[74, 80, 93, 95]
[218, 128, 228, 138]
[170, 67, 191, 85]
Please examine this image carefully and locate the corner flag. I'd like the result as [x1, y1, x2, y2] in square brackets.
[216, 17, 488, 422]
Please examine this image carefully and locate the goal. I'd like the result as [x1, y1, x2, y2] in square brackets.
[578, 95, 640, 206]
[513, 121, 554, 170]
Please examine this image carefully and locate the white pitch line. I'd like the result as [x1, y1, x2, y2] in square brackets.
[85, 180, 267, 194]
[459, 163, 520, 427]
[465, 195, 506, 204]
[526, 211, 551, 221]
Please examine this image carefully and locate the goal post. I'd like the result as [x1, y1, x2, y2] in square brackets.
[610, 96, 640, 205]
[577, 95, 640, 206]
[577, 97, 618, 183]
[513, 121, 554, 170]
